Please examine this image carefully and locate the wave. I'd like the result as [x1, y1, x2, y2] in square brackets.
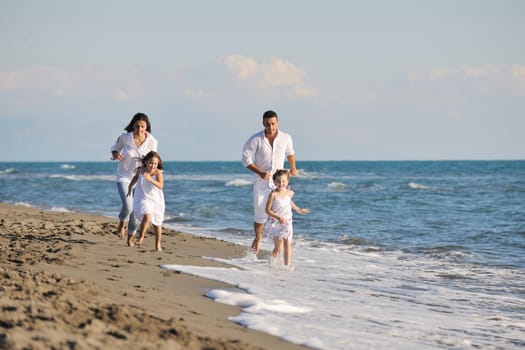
[225, 179, 253, 187]
[337, 234, 368, 246]
[60, 164, 76, 170]
[164, 172, 253, 186]
[48, 174, 114, 181]
[328, 182, 347, 190]
[0, 168, 17, 174]
[50, 206, 73, 213]
[408, 182, 431, 190]
[295, 169, 318, 179]
[218, 227, 251, 235]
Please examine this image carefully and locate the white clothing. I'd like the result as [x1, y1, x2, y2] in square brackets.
[132, 171, 165, 226]
[253, 180, 273, 224]
[241, 130, 295, 177]
[263, 192, 293, 241]
[242, 130, 294, 223]
[111, 132, 158, 183]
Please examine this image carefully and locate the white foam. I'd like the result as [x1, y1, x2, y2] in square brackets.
[408, 182, 431, 190]
[14, 201, 33, 207]
[206, 289, 310, 313]
[60, 164, 76, 169]
[49, 174, 114, 181]
[161, 243, 524, 350]
[328, 182, 347, 190]
[50, 206, 73, 212]
[164, 173, 252, 183]
[225, 179, 253, 187]
[0, 168, 17, 174]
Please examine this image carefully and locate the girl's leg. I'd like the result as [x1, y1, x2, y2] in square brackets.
[283, 238, 292, 266]
[154, 224, 162, 251]
[116, 182, 132, 237]
[273, 237, 283, 257]
[269, 237, 282, 267]
[136, 214, 151, 246]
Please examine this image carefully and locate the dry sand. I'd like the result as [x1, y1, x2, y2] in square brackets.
[0, 202, 307, 350]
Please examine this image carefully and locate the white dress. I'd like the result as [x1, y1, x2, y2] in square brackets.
[263, 193, 293, 241]
[132, 171, 165, 226]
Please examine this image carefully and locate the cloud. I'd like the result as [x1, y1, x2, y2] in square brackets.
[0, 65, 155, 104]
[112, 89, 130, 101]
[408, 64, 525, 95]
[183, 88, 211, 99]
[0, 55, 319, 111]
[513, 64, 525, 77]
[0, 66, 84, 96]
[217, 55, 318, 97]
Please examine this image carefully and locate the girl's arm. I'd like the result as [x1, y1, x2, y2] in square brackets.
[144, 170, 164, 189]
[127, 168, 140, 196]
[291, 199, 310, 215]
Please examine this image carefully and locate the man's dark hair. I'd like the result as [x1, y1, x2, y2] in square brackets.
[263, 110, 278, 120]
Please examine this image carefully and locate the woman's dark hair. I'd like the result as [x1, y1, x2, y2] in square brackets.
[125, 112, 152, 133]
[141, 151, 163, 170]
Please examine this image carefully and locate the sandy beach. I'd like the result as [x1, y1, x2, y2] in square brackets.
[0, 202, 307, 350]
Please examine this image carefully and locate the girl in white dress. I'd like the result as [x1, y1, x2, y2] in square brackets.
[127, 151, 165, 251]
[263, 169, 310, 267]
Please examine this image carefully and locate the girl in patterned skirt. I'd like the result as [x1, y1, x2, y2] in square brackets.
[263, 169, 310, 268]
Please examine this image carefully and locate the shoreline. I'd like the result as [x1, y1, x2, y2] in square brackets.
[0, 202, 307, 350]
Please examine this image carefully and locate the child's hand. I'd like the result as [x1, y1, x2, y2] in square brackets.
[143, 173, 153, 182]
[299, 208, 310, 215]
[278, 217, 288, 225]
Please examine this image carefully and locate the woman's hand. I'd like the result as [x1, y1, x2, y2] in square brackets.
[112, 152, 123, 160]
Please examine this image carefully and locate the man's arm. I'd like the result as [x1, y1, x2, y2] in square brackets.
[287, 154, 297, 176]
[247, 163, 271, 181]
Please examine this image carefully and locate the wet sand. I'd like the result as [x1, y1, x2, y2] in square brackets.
[0, 202, 307, 350]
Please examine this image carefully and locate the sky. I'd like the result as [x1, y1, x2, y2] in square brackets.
[1, 0, 524, 161]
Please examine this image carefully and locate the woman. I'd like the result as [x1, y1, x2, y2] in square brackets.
[110, 113, 158, 239]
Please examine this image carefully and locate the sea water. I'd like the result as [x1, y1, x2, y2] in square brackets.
[1, 161, 524, 349]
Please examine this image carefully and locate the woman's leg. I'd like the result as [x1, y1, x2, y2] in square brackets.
[116, 181, 132, 237]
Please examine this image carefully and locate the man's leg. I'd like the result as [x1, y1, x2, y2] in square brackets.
[251, 222, 264, 254]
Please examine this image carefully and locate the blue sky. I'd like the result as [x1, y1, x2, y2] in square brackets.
[1, 0, 524, 161]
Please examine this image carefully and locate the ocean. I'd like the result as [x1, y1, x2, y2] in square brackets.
[1, 160, 524, 349]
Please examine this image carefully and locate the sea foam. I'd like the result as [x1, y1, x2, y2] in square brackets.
[225, 179, 253, 187]
[161, 242, 525, 350]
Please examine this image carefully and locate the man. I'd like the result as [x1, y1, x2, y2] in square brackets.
[241, 110, 297, 255]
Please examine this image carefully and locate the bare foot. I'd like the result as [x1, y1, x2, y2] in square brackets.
[135, 237, 144, 246]
[127, 236, 134, 247]
[117, 222, 126, 239]
[250, 239, 260, 255]
[156, 246, 162, 252]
